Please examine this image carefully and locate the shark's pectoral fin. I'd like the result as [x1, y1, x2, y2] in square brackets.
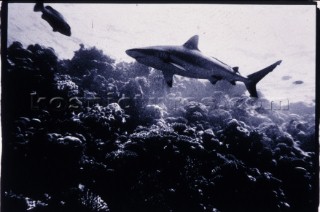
[209, 75, 222, 85]
[163, 71, 174, 87]
[229, 80, 236, 85]
[209, 78, 218, 85]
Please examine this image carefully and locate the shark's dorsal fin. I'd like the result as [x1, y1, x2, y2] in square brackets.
[183, 35, 199, 50]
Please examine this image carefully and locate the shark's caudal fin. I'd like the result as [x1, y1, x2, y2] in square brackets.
[245, 60, 282, 97]
[34, 3, 44, 12]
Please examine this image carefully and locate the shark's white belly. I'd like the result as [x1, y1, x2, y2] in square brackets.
[173, 60, 245, 82]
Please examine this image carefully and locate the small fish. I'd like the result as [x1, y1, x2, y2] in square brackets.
[281, 75, 291, 80]
[293, 80, 303, 85]
[34, 3, 71, 36]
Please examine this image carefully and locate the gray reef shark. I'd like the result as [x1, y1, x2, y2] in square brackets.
[126, 35, 282, 97]
[34, 2, 71, 36]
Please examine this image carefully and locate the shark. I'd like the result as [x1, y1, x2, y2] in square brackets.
[126, 35, 282, 97]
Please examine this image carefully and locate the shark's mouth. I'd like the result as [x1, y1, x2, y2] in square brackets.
[135, 56, 146, 59]
[135, 57, 148, 63]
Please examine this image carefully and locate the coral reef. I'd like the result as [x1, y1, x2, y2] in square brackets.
[2, 42, 317, 212]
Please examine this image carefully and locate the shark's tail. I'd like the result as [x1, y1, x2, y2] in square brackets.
[244, 60, 282, 97]
[34, 3, 44, 12]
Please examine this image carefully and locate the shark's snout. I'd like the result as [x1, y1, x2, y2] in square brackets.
[126, 48, 143, 59]
[126, 48, 154, 59]
[126, 49, 133, 57]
